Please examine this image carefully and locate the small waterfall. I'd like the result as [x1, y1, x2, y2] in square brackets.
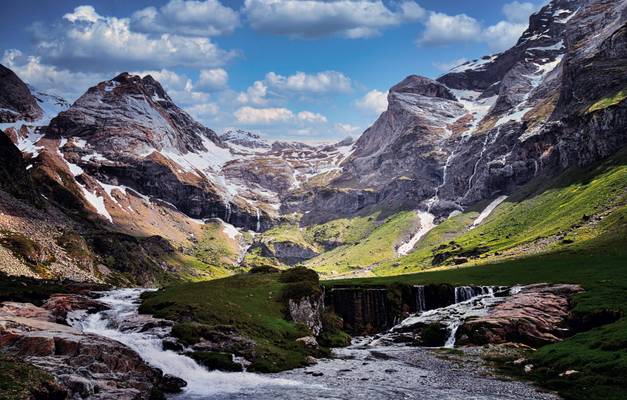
[68, 289, 298, 397]
[255, 208, 261, 232]
[224, 202, 232, 223]
[414, 285, 426, 312]
[390, 286, 510, 348]
[454, 286, 475, 303]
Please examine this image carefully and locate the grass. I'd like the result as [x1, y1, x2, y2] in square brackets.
[303, 213, 378, 249]
[587, 89, 627, 113]
[304, 211, 419, 276]
[371, 148, 627, 275]
[0, 354, 65, 400]
[140, 268, 330, 372]
[323, 223, 627, 399]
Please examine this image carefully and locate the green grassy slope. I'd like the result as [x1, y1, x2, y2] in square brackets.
[305, 148, 627, 277]
[139, 268, 344, 372]
[304, 211, 419, 275]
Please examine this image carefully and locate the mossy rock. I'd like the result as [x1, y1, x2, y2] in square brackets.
[189, 351, 243, 372]
[420, 323, 449, 347]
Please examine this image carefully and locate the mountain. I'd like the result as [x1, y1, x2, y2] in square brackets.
[0, 64, 43, 123]
[292, 0, 626, 224]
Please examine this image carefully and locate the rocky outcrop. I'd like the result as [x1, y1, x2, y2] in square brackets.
[456, 284, 584, 347]
[0, 64, 42, 123]
[0, 299, 182, 399]
[288, 295, 323, 336]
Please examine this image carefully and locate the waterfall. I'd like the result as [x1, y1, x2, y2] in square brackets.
[414, 285, 426, 312]
[224, 202, 232, 223]
[454, 286, 475, 303]
[68, 289, 298, 397]
[391, 286, 510, 348]
[255, 208, 261, 232]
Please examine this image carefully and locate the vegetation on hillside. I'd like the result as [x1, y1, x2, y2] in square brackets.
[140, 267, 346, 372]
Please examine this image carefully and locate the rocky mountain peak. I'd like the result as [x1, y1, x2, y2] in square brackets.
[47, 73, 221, 156]
[0, 64, 43, 123]
[221, 129, 271, 150]
[390, 75, 456, 100]
[438, 0, 580, 93]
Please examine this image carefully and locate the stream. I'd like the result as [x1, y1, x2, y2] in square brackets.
[68, 289, 558, 400]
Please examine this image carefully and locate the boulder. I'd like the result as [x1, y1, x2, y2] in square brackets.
[43, 294, 108, 323]
[0, 302, 169, 399]
[456, 284, 583, 347]
[288, 295, 323, 336]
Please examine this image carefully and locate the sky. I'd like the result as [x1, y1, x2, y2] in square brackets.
[0, 0, 547, 141]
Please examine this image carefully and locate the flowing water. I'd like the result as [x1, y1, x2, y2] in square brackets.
[68, 288, 556, 400]
[68, 289, 300, 398]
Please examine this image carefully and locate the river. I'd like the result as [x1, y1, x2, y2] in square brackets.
[68, 289, 558, 400]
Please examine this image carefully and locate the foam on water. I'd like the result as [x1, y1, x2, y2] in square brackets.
[68, 288, 299, 397]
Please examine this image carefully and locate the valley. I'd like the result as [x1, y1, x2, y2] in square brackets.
[0, 0, 626, 399]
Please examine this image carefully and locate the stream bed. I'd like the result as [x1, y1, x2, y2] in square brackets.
[69, 289, 559, 400]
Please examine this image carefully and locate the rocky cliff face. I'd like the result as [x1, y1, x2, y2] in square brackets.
[293, 0, 627, 223]
[0, 64, 42, 123]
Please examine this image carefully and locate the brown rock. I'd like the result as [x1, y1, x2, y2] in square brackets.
[456, 284, 583, 347]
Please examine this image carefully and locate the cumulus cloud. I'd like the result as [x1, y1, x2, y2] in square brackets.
[242, 0, 425, 39]
[417, 12, 481, 46]
[335, 123, 361, 135]
[418, 1, 541, 52]
[297, 111, 327, 123]
[237, 70, 352, 105]
[266, 71, 352, 93]
[186, 102, 220, 120]
[234, 107, 294, 124]
[234, 106, 327, 125]
[237, 81, 268, 105]
[131, 0, 240, 36]
[33, 5, 237, 72]
[1, 49, 107, 99]
[197, 68, 229, 91]
[482, 21, 528, 51]
[502, 1, 536, 23]
[355, 89, 388, 114]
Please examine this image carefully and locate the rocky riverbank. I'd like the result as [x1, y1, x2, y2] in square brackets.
[0, 293, 184, 399]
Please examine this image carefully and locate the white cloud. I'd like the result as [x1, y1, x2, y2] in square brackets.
[502, 1, 536, 23]
[417, 1, 540, 52]
[234, 107, 294, 124]
[417, 12, 481, 46]
[482, 21, 528, 51]
[197, 68, 229, 91]
[186, 102, 220, 120]
[243, 0, 425, 39]
[433, 58, 469, 72]
[63, 5, 102, 23]
[237, 70, 352, 105]
[266, 71, 352, 93]
[355, 89, 388, 114]
[1, 49, 106, 99]
[297, 111, 327, 123]
[35, 5, 237, 71]
[335, 123, 361, 135]
[131, 0, 240, 36]
[237, 81, 268, 105]
[234, 106, 328, 125]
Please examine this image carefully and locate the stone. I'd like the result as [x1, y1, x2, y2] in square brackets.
[159, 374, 187, 393]
[456, 284, 584, 347]
[295, 336, 319, 347]
[288, 295, 323, 336]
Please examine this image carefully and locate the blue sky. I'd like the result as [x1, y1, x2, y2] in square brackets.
[0, 0, 546, 141]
